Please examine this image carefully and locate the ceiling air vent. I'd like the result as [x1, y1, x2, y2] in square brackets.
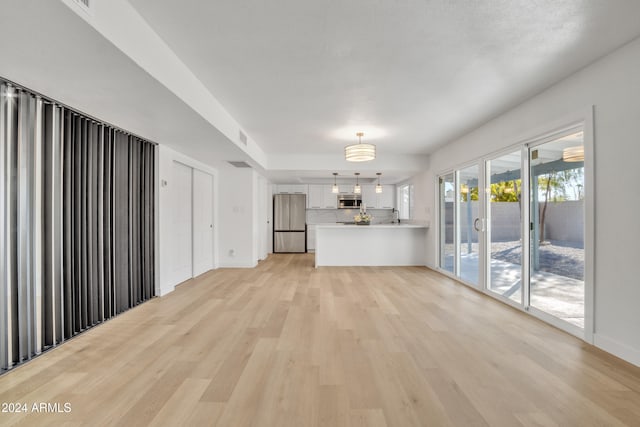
[71, 0, 93, 15]
[227, 161, 252, 168]
[238, 130, 248, 146]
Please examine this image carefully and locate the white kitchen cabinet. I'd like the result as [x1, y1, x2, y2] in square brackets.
[338, 184, 353, 194]
[360, 185, 378, 209]
[307, 225, 316, 251]
[275, 184, 290, 193]
[307, 185, 324, 209]
[276, 184, 308, 194]
[359, 184, 395, 209]
[378, 185, 396, 209]
[290, 184, 308, 194]
[308, 185, 338, 209]
[322, 185, 338, 209]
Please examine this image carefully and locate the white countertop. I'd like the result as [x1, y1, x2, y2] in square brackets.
[315, 223, 427, 229]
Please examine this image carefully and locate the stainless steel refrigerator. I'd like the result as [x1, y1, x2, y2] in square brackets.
[273, 194, 306, 253]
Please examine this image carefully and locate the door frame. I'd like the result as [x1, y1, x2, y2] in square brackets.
[522, 121, 593, 341]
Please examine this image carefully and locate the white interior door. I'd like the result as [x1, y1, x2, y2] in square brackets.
[193, 169, 214, 276]
[173, 162, 193, 283]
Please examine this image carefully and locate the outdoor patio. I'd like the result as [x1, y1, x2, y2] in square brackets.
[444, 240, 585, 328]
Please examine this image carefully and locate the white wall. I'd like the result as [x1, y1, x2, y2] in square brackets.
[397, 169, 432, 226]
[217, 167, 258, 268]
[421, 36, 640, 366]
[157, 145, 219, 296]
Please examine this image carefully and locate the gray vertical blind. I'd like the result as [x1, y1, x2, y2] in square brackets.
[0, 81, 155, 371]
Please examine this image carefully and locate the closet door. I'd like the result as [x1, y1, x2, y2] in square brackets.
[172, 162, 193, 283]
[192, 169, 213, 277]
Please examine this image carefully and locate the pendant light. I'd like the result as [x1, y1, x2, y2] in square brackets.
[353, 172, 361, 194]
[332, 172, 339, 193]
[345, 132, 376, 162]
[375, 172, 383, 193]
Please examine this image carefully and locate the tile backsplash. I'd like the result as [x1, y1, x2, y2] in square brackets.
[307, 209, 394, 225]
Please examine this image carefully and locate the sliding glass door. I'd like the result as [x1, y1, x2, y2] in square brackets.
[437, 125, 587, 336]
[438, 165, 483, 287]
[486, 150, 523, 303]
[529, 131, 585, 328]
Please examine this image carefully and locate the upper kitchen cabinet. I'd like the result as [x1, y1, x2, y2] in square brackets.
[322, 186, 338, 209]
[308, 185, 338, 209]
[361, 184, 395, 209]
[338, 185, 353, 194]
[275, 184, 308, 194]
[378, 185, 396, 209]
[308, 185, 324, 209]
[361, 185, 378, 208]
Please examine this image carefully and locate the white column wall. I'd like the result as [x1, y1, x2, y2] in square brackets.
[217, 167, 257, 268]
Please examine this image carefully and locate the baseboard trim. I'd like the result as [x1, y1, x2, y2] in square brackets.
[158, 285, 175, 297]
[218, 261, 258, 268]
[594, 333, 640, 367]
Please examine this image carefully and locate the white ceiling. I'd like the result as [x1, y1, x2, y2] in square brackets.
[128, 0, 640, 158]
[2, 1, 640, 185]
[0, 0, 257, 173]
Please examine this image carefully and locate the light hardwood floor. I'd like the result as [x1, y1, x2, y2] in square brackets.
[1, 254, 639, 426]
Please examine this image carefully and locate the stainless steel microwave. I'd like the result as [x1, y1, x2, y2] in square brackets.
[338, 194, 362, 209]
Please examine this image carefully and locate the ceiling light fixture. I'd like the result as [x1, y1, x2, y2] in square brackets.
[332, 172, 339, 193]
[562, 145, 584, 162]
[345, 132, 376, 162]
[375, 172, 383, 193]
[353, 173, 361, 194]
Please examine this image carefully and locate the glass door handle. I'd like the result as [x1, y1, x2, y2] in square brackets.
[474, 218, 483, 232]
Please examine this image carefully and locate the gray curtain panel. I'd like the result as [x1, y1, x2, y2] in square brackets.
[0, 81, 156, 371]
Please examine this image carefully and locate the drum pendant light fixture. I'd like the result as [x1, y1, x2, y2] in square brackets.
[345, 132, 376, 162]
[562, 145, 584, 162]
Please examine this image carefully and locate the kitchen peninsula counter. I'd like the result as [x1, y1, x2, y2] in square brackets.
[315, 223, 428, 267]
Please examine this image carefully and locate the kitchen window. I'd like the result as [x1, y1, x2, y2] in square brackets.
[397, 184, 414, 219]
